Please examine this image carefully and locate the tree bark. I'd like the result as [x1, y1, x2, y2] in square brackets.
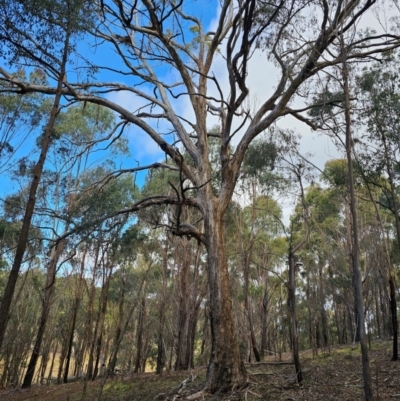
[0, 33, 69, 349]
[288, 252, 302, 383]
[87, 265, 111, 380]
[156, 242, 168, 374]
[134, 297, 146, 373]
[379, 131, 399, 361]
[22, 240, 65, 387]
[202, 201, 247, 393]
[63, 249, 86, 384]
[342, 50, 373, 400]
[287, 169, 309, 384]
[47, 341, 58, 383]
[185, 244, 203, 369]
[175, 239, 190, 370]
[318, 263, 329, 348]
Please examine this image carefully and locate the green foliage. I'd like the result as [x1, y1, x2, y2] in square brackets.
[0, 70, 49, 162]
[53, 103, 115, 141]
[322, 159, 348, 188]
[241, 136, 280, 190]
[141, 163, 180, 198]
[68, 168, 138, 238]
[305, 185, 341, 225]
[0, 0, 94, 66]
[308, 90, 345, 120]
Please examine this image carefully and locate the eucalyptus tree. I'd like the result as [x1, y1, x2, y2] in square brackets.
[0, 0, 95, 351]
[309, 43, 375, 396]
[0, 96, 126, 385]
[20, 104, 119, 388]
[299, 183, 342, 348]
[234, 135, 281, 362]
[2, 0, 400, 395]
[357, 55, 400, 361]
[140, 166, 207, 372]
[275, 137, 312, 384]
[0, 70, 48, 175]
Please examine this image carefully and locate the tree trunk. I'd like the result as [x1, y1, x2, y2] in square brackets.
[242, 180, 261, 362]
[379, 131, 399, 361]
[63, 250, 86, 384]
[47, 341, 58, 383]
[288, 252, 302, 383]
[108, 268, 125, 374]
[0, 38, 69, 349]
[22, 240, 65, 388]
[92, 265, 113, 380]
[243, 252, 260, 362]
[63, 298, 79, 383]
[342, 51, 373, 400]
[345, 201, 359, 342]
[87, 266, 111, 380]
[175, 239, 190, 370]
[156, 243, 169, 374]
[93, 332, 103, 379]
[134, 297, 146, 373]
[318, 263, 329, 348]
[56, 338, 67, 384]
[260, 269, 269, 360]
[185, 245, 203, 369]
[202, 203, 247, 393]
[95, 276, 146, 401]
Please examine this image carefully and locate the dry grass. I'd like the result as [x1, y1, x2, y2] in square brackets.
[2, 341, 400, 401]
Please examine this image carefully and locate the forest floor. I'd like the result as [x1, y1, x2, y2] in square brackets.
[2, 341, 400, 401]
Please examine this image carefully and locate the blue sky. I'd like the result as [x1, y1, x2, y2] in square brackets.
[0, 0, 389, 216]
[0, 1, 220, 200]
[71, 0, 220, 186]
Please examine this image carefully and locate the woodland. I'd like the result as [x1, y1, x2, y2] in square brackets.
[1, 1, 400, 400]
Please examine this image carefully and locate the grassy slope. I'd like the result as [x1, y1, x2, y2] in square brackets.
[2, 341, 400, 401]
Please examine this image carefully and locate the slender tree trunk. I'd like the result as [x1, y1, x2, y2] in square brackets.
[93, 332, 103, 379]
[286, 170, 309, 384]
[87, 266, 111, 380]
[318, 263, 329, 348]
[57, 339, 67, 384]
[108, 272, 125, 374]
[96, 276, 146, 401]
[243, 179, 260, 362]
[243, 253, 260, 362]
[92, 263, 113, 380]
[288, 251, 302, 383]
[342, 51, 373, 400]
[186, 304, 199, 369]
[0, 32, 70, 349]
[0, 347, 11, 387]
[156, 245, 168, 374]
[22, 240, 65, 388]
[361, 163, 398, 359]
[47, 341, 58, 383]
[81, 249, 100, 380]
[175, 239, 190, 370]
[379, 131, 399, 361]
[185, 245, 203, 369]
[260, 268, 269, 360]
[63, 298, 79, 383]
[134, 297, 146, 373]
[345, 201, 359, 342]
[64, 250, 86, 383]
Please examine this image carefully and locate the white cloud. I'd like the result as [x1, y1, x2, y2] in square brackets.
[107, 90, 170, 165]
[107, 1, 398, 197]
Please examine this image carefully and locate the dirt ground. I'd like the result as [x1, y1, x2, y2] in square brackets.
[1, 341, 400, 401]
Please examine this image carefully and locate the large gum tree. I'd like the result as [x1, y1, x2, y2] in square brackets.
[1, 0, 400, 396]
